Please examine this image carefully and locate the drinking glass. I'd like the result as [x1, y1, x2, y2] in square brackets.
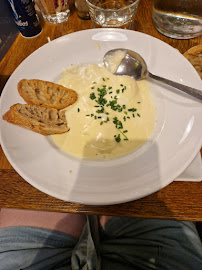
[86, 0, 140, 29]
[35, 0, 70, 24]
[152, 0, 202, 39]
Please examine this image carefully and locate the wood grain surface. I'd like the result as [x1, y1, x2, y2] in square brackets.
[0, 0, 202, 220]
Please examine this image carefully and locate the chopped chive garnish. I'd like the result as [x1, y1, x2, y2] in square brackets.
[90, 92, 96, 100]
[87, 82, 134, 143]
[128, 108, 137, 112]
[118, 129, 128, 140]
[113, 117, 123, 129]
[96, 107, 104, 113]
[78, 108, 80, 112]
[137, 113, 141, 117]
[114, 134, 121, 142]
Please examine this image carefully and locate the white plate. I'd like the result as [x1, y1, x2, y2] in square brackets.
[0, 29, 202, 205]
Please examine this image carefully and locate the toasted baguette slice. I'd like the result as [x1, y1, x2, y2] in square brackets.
[3, 104, 69, 135]
[184, 45, 202, 79]
[18, 79, 78, 109]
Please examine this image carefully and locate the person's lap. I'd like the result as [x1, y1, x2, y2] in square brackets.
[0, 209, 202, 270]
[0, 208, 86, 238]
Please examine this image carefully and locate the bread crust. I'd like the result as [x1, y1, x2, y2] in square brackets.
[184, 45, 202, 79]
[18, 79, 78, 110]
[3, 103, 69, 135]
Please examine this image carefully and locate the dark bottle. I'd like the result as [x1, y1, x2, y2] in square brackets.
[7, 0, 42, 38]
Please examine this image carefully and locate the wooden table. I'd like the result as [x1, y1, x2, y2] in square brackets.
[0, 0, 202, 221]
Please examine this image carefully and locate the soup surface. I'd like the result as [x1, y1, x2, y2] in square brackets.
[51, 64, 156, 160]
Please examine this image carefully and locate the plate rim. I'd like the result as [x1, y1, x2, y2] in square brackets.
[0, 28, 202, 205]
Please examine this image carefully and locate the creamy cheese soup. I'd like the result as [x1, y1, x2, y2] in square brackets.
[51, 64, 156, 160]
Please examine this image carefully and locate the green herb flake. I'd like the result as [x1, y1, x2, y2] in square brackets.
[113, 117, 123, 129]
[90, 92, 96, 100]
[128, 108, 137, 112]
[119, 129, 128, 140]
[96, 107, 104, 113]
[114, 134, 121, 143]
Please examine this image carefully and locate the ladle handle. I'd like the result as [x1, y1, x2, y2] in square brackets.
[148, 72, 202, 101]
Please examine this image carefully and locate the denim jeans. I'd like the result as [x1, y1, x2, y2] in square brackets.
[0, 216, 201, 270]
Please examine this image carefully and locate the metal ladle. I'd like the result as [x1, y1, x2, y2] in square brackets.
[103, 49, 202, 101]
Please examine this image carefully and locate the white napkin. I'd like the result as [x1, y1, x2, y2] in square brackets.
[175, 152, 202, 182]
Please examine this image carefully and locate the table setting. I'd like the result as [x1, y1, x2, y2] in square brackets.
[0, 0, 201, 221]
